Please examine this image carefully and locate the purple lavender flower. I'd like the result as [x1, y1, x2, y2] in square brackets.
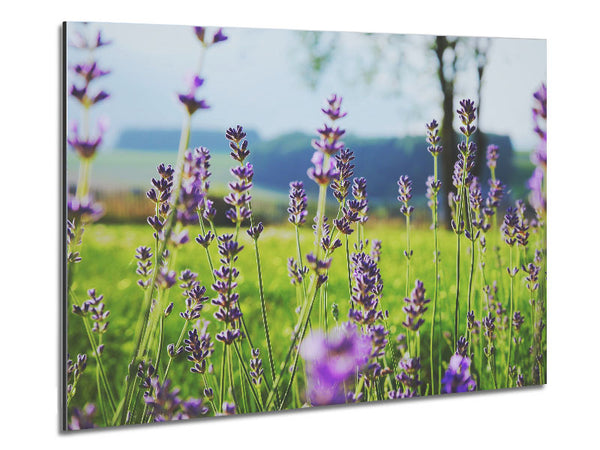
[308, 150, 339, 186]
[402, 280, 431, 332]
[441, 354, 476, 393]
[178, 75, 209, 116]
[184, 326, 214, 374]
[247, 222, 264, 240]
[348, 252, 384, 326]
[331, 148, 355, 203]
[287, 257, 307, 286]
[351, 177, 369, 223]
[502, 207, 519, 247]
[67, 119, 107, 160]
[486, 144, 499, 170]
[68, 194, 104, 224]
[308, 94, 347, 186]
[222, 402, 236, 415]
[69, 29, 111, 50]
[457, 99, 477, 138]
[135, 246, 153, 289]
[528, 84, 547, 213]
[288, 181, 308, 225]
[394, 355, 421, 397]
[426, 119, 443, 155]
[193, 27, 228, 46]
[143, 377, 208, 421]
[397, 175, 414, 217]
[300, 324, 371, 406]
[249, 348, 264, 386]
[211, 234, 244, 344]
[321, 94, 348, 121]
[68, 403, 97, 430]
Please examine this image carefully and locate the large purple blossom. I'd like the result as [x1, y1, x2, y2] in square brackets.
[300, 324, 371, 406]
[441, 354, 476, 393]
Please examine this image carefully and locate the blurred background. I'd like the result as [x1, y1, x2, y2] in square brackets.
[66, 22, 546, 224]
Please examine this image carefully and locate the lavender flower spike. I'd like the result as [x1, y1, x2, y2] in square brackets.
[441, 354, 476, 393]
[300, 324, 371, 406]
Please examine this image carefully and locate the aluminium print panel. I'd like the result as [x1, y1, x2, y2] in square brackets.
[63, 21, 547, 430]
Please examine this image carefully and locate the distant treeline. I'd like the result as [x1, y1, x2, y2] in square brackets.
[115, 128, 532, 223]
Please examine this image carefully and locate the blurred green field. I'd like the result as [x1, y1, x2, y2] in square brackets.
[67, 219, 544, 413]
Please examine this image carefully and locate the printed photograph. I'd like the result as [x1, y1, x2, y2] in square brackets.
[63, 21, 547, 429]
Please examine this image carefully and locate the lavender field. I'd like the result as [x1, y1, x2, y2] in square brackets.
[64, 23, 546, 429]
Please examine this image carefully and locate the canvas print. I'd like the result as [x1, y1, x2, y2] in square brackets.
[63, 21, 547, 430]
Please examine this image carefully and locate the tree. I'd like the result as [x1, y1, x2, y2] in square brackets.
[296, 32, 492, 226]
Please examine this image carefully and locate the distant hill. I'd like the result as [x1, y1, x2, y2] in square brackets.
[249, 131, 516, 203]
[116, 127, 524, 205]
[115, 128, 262, 152]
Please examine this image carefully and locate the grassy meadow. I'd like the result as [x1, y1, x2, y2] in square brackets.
[68, 219, 545, 410]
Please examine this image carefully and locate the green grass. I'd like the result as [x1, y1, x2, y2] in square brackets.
[68, 218, 545, 417]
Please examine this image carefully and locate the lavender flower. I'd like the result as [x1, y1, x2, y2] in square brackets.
[321, 94, 348, 121]
[288, 181, 308, 225]
[178, 75, 209, 115]
[331, 148, 355, 202]
[224, 127, 254, 224]
[351, 177, 369, 223]
[397, 175, 415, 217]
[426, 119, 443, 155]
[67, 119, 108, 160]
[502, 207, 519, 247]
[441, 354, 476, 393]
[287, 257, 307, 286]
[300, 324, 371, 406]
[308, 94, 347, 186]
[402, 280, 431, 332]
[69, 29, 111, 50]
[348, 252, 384, 326]
[528, 84, 547, 213]
[249, 348, 264, 386]
[135, 246, 153, 289]
[193, 27, 228, 46]
[68, 194, 104, 224]
[211, 234, 244, 345]
[486, 144, 499, 170]
[184, 326, 214, 374]
[143, 377, 208, 421]
[68, 403, 97, 430]
[308, 150, 339, 186]
[247, 222, 264, 240]
[180, 282, 209, 321]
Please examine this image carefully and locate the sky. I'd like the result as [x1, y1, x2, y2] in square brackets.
[66, 22, 546, 151]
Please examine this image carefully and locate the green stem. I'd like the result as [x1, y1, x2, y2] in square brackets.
[253, 237, 278, 403]
[232, 342, 263, 411]
[506, 245, 515, 388]
[80, 317, 116, 414]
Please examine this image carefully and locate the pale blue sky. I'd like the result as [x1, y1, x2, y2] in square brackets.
[66, 22, 546, 150]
